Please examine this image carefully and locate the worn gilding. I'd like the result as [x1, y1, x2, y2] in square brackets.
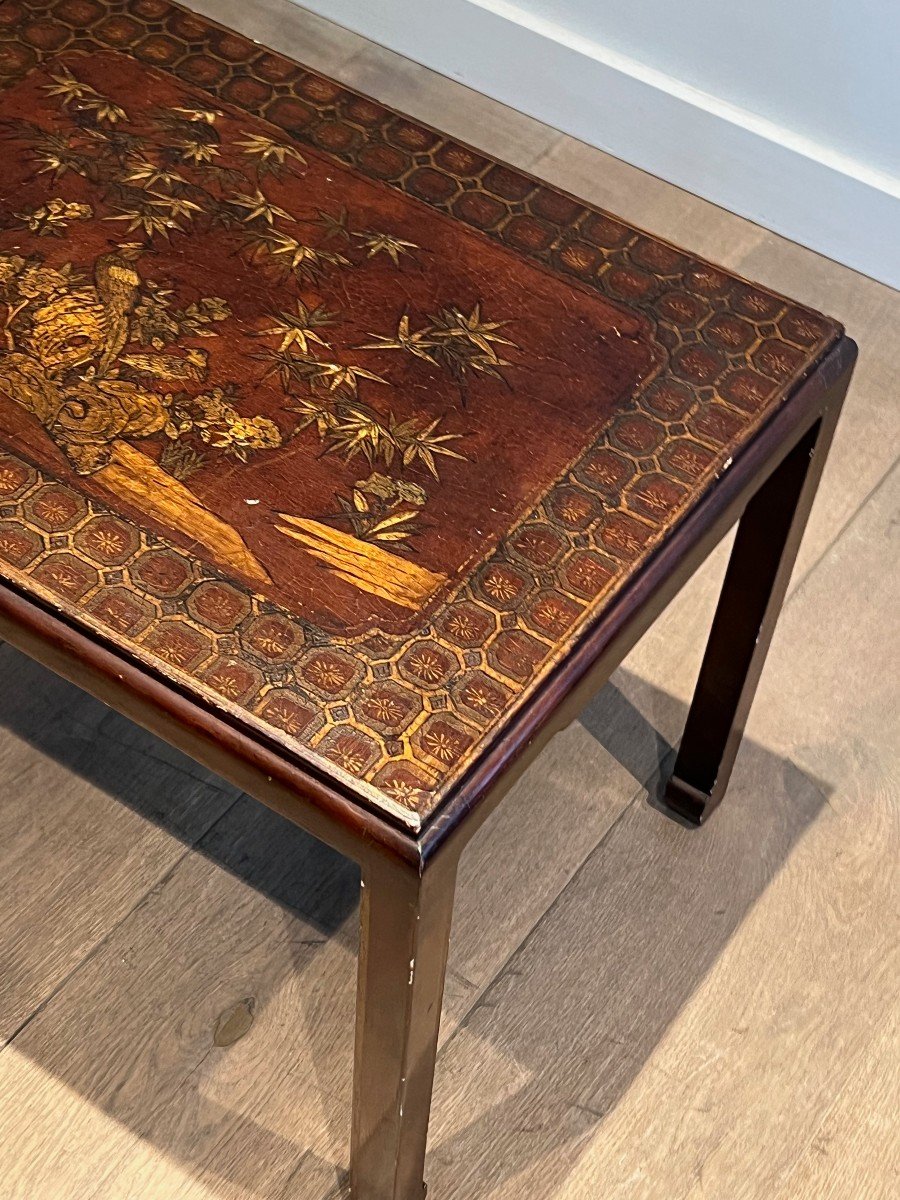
[0, 0, 841, 827]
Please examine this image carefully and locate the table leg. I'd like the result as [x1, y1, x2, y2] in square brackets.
[663, 375, 851, 826]
[350, 849, 457, 1199]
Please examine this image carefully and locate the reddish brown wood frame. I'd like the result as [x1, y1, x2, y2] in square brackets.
[0, 0, 846, 832]
[0, 329, 857, 1200]
[0, 2, 858, 1196]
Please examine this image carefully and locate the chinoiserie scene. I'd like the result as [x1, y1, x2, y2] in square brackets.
[0, 2, 895, 1199]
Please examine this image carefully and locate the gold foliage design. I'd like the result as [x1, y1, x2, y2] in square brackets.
[0, 248, 278, 474]
[360, 305, 516, 392]
[0, 61, 523, 591]
[0, 5, 840, 824]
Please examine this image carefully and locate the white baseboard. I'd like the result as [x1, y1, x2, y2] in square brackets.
[297, 0, 900, 290]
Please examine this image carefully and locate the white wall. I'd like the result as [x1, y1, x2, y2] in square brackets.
[295, 0, 900, 288]
[516, 0, 899, 179]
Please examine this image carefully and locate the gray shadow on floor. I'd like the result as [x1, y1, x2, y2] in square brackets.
[0, 647, 831, 1199]
[424, 681, 832, 1199]
[579, 677, 679, 793]
[0, 644, 359, 936]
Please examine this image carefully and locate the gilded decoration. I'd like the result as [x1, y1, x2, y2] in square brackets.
[0, 0, 840, 828]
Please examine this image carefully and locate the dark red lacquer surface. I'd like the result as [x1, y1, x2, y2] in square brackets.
[0, 0, 842, 827]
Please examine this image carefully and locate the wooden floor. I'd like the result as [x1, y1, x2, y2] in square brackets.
[1, 3, 898, 1197]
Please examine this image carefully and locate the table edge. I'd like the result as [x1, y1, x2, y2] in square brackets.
[419, 332, 858, 855]
[0, 337, 856, 864]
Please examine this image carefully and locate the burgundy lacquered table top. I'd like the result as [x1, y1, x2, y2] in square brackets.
[0, 0, 842, 829]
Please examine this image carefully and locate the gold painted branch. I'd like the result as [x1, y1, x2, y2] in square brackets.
[98, 441, 271, 587]
[275, 513, 446, 610]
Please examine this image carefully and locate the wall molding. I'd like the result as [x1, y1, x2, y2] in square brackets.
[298, 0, 900, 290]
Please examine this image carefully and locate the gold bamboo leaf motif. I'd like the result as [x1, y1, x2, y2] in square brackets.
[368, 508, 422, 541]
[81, 98, 128, 125]
[425, 303, 516, 384]
[312, 206, 351, 242]
[235, 132, 307, 176]
[289, 358, 387, 397]
[285, 393, 340, 437]
[252, 347, 301, 391]
[286, 392, 465, 481]
[240, 229, 350, 283]
[5, 123, 94, 180]
[43, 68, 127, 125]
[42, 68, 95, 107]
[229, 187, 294, 226]
[359, 313, 438, 364]
[105, 202, 185, 240]
[353, 229, 418, 265]
[324, 403, 393, 463]
[360, 304, 516, 387]
[171, 104, 222, 125]
[82, 126, 144, 157]
[390, 414, 465, 478]
[434, 301, 515, 356]
[255, 300, 336, 353]
[123, 157, 188, 189]
[173, 137, 219, 165]
[147, 192, 203, 220]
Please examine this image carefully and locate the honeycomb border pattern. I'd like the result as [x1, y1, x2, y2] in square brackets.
[0, 0, 842, 828]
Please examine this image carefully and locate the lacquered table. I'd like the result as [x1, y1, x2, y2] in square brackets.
[0, 2, 856, 1196]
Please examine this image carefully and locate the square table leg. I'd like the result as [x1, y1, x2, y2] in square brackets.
[664, 367, 853, 826]
[350, 849, 458, 1199]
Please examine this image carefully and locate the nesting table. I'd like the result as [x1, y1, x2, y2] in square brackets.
[0, 2, 856, 1196]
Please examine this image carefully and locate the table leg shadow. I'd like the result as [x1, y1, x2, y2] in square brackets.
[0, 653, 832, 1199]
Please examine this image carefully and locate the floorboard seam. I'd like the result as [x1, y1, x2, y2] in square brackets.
[789, 456, 899, 601]
[439, 781, 647, 1058]
[1, 850, 192, 1051]
[0, 791, 247, 1053]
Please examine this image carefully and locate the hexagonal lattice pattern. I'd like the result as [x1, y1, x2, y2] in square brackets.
[0, 0, 841, 827]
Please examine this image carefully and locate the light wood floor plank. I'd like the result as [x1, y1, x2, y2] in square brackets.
[0, 812, 356, 1199]
[0, 649, 240, 1046]
[771, 1003, 900, 1200]
[0, 4, 895, 1198]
